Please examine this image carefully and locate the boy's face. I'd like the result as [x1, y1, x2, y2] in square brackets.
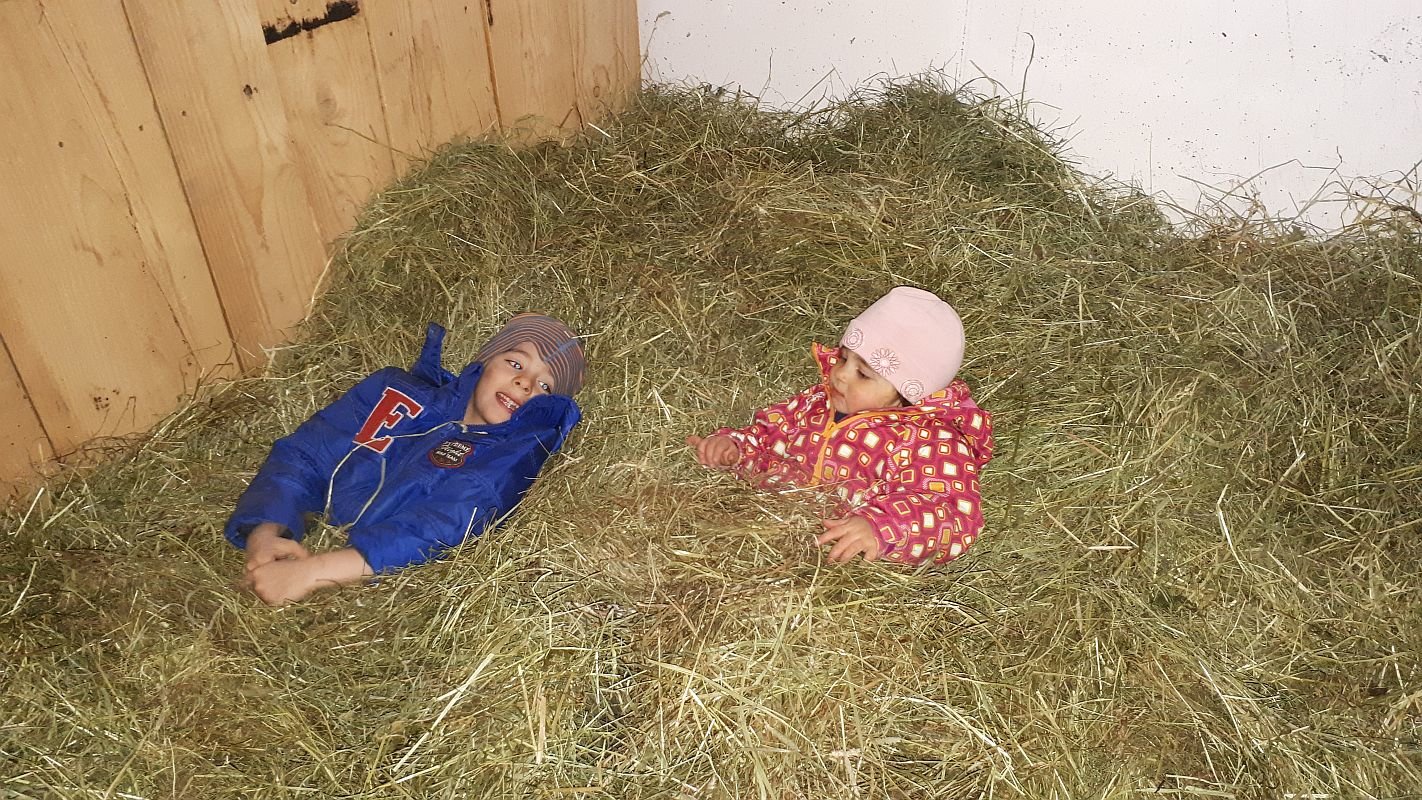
[827, 347, 903, 415]
[464, 345, 555, 425]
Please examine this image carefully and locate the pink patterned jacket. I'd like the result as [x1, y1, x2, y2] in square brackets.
[717, 344, 995, 565]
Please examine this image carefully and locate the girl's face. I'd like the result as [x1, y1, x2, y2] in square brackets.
[827, 347, 904, 415]
[465, 345, 555, 425]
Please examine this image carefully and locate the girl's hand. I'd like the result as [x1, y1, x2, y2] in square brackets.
[686, 434, 740, 468]
[245, 522, 310, 573]
[817, 516, 882, 563]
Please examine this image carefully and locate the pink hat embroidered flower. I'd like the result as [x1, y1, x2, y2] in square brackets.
[901, 380, 925, 402]
[869, 347, 901, 375]
[843, 327, 865, 349]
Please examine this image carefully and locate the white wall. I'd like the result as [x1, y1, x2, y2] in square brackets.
[639, 1, 1422, 231]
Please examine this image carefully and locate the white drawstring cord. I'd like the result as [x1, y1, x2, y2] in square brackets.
[325, 421, 477, 525]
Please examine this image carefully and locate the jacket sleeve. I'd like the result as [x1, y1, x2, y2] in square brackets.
[854, 424, 992, 566]
[345, 401, 578, 573]
[224, 368, 407, 549]
[716, 389, 813, 476]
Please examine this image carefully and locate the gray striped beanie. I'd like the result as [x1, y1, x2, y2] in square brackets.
[475, 313, 586, 396]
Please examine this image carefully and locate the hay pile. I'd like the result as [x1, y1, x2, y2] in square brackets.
[3, 81, 1420, 798]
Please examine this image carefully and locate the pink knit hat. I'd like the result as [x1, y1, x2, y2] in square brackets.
[841, 287, 964, 403]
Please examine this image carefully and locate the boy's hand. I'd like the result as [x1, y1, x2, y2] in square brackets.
[244, 522, 310, 573]
[817, 515, 882, 563]
[686, 434, 740, 468]
[244, 548, 374, 607]
[245, 557, 319, 606]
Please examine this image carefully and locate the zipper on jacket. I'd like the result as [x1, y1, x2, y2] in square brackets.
[332, 420, 464, 526]
[811, 411, 860, 486]
[808, 403, 931, 485]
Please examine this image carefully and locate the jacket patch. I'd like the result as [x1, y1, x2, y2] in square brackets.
[428, 438, 476, 468]
[354, 387, 425, 453]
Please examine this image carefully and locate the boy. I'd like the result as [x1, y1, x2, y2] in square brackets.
[226, 314, 585, 604]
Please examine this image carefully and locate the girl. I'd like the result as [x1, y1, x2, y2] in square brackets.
[689, 287, 993, 565]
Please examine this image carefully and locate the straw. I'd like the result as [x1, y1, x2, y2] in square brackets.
[2, 78, 1419, 798]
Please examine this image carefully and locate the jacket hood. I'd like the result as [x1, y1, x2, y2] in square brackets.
[416, 322, 580, 439]
[413, 322, 458, 385]
[813, 343, 993, 465]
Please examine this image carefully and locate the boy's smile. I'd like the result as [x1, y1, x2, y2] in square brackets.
[828, 347, 904, 415]
[465, 345, 555, 425]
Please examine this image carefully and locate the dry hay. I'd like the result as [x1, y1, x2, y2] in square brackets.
[2, 80, 1420, 799]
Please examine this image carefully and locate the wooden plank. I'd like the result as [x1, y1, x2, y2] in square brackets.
[254, 0, 396, 246]
[572, 0, 640, 126]
[0, 339, 53, 498]
[40, 1, 238, 381]
[364, 0, 500, 166]
[0, 1, 236, 453]
[484, 0, 582, 138]
[123, 0, 328, 366]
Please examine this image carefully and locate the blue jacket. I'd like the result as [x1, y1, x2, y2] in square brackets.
[224, 323, 581, 573]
